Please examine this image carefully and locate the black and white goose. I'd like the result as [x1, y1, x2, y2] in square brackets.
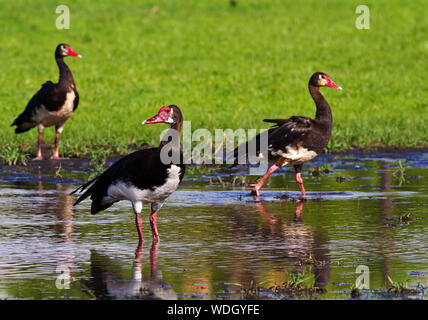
[11, 43, 81, 160]
[233, 72, 342, 198]
[72, 105, 185, 243]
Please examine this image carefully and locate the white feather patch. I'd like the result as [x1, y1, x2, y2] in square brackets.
[102, 165, 182, 205]
[270, 145, 317, 165]
[166, 108, 174, 124]
[33, 90, 76, 127]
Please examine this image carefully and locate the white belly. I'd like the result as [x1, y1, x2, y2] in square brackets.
[103, 165, 182, 204]
[270, 145, 318, 166]
[34, 91, 75, 127]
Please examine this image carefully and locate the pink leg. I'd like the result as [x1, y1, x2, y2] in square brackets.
[32, 128, 43, 161]
[135, 213, 144, 244]
[50, 131, 61, 159]
[251, 164, 279, 196]
[50, 131, 69, 160]
[295, 172, 306, 198]
[149, 210, 160, 242]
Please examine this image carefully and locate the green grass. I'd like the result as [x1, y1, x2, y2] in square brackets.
[0, 0, 427, 158]
[0, 144, 29, 165]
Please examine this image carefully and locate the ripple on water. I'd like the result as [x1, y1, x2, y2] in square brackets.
[0, 151, 427, 299]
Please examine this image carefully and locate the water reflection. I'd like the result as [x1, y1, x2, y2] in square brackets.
[251, 200, 331, 290]
[33, 178, 75, 242]
[0, 152, 427, 299]
[0, 177, 79, 295]
[84, 242, 177, 300]
[379, 161, 395, 288]
[34, 178, 78, 281]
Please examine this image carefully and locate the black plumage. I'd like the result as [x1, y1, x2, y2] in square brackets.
[233, 72, 342, 197]
[73, 147, 185, 215]
[11, 43, 81, 159]
[72, 105, 185, 244]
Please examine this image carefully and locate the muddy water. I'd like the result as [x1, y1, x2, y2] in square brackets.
[0, 151, 427, 299]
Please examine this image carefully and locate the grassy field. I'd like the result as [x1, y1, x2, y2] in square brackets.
[0, 0, 427, 160]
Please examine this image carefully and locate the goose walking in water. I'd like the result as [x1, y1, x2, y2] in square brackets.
[233, 72, 342, 198]
[72, 105, 185, 244]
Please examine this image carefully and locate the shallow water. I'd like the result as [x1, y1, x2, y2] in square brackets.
[0, 151, 427, 300]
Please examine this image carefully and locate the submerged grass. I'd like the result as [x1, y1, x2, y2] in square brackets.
[0, 0, 427, 157]
[238, 269, 325, 299]
[349, 275, 426, 299]
[393, 160, 407, 186]
[385, 275, 421, 295]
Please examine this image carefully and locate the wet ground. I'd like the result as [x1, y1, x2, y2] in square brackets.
[0, 150, 427, 300]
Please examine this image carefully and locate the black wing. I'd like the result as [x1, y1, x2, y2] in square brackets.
[264, 116, 314, 151]
[231, 127, 276, 164]
[71, 148, 184, 214]
[231, 116, 314, 164]
[11, 81, 60, 133]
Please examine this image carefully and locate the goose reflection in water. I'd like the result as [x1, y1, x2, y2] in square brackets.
[84, 242, 177, 300]
[253, 199, 331, 290]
